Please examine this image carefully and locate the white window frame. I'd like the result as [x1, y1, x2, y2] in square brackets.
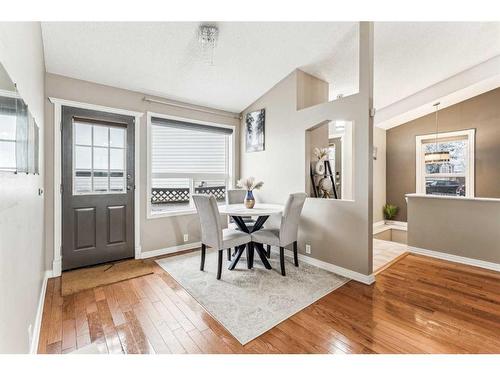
[415, 129, 475, 198]
[0, 89, 20, 173]
[146, 112, 235, 218]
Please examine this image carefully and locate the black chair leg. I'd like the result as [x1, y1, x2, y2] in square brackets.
[266, 245, 271, 258]
[293, 241, 299, 267]
[227, 248, 231, 261]
[217, 250, 223, 280]
[279, 247, 286, 276]
[200, 244, 206, 271]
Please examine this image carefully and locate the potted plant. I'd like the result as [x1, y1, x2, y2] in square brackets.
[383, 203, 399, 223]
[237, 177, 264, 208]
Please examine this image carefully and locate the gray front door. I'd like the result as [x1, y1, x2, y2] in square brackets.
[61, 106, 135, 270]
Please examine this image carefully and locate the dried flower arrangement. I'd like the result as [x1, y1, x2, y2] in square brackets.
[313, 147, 329, 161]
[236, 176, 264, 191]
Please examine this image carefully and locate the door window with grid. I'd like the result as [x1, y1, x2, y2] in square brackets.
[73, 120, 127, 194]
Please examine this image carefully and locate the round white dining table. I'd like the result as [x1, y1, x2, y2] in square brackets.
[218, 203, 284, 270]
[218, 203, 284, 217]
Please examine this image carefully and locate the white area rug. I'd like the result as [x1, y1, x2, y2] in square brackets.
[156, 249, 349, 344]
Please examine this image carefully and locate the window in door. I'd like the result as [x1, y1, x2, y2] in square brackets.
[148, 115, 234, 216]
[415, 129, 475, 197]
[73, 120, 127, 194]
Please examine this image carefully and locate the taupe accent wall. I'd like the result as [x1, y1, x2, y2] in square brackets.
[407, 195, 500, 264]
[240, 23, 375, 276]
[386, 87, 500, 222]
[44, 73, 241, 268]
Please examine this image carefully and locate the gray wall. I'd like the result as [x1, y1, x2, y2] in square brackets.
[387, 87, 500, 221]
[44, 73, 241, 268]
[0, 22, 46, 353]
[407, 195, 500, 264]
[240, 23, 374, 276]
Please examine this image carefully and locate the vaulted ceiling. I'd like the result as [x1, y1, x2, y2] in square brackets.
[41, 22, 500, 113]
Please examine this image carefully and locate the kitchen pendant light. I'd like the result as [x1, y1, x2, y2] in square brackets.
[425, 102, 450, 164]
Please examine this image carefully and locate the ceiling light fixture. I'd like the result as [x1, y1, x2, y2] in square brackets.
[424, 102, 450, 164]
[198, 24, 218, 65]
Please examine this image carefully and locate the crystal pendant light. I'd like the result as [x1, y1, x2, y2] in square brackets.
[198, 24, 218, 65]
[424, 102, 450, 164]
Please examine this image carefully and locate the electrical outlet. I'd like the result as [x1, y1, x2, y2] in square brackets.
[305, 244, 311, 254]
[183, 234, 189, 242]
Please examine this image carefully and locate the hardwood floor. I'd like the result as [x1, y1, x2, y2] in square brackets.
[37, 253, 500, 354]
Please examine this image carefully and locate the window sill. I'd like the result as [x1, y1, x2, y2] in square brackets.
[147, 208, 198, 219]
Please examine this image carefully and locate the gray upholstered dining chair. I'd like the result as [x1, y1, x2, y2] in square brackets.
[250, 193, 307, 276]
[192, 194, 251, 280]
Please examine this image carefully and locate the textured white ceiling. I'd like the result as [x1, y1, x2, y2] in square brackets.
[41, 22, 500, 113]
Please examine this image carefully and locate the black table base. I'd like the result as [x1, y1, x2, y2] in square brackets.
[228, 215, 272, 270]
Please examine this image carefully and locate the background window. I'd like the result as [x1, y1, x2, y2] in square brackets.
[0, 108, 17, 171]
[416, 130, 475, 198]
[149, 116, 233, 215]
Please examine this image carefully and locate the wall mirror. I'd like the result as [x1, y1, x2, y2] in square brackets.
[305, 120, 353, 200]
[0, 62, 39, 174]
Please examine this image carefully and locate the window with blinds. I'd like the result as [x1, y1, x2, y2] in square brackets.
[149, 116, 233, 214]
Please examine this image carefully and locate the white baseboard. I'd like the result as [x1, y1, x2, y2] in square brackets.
[282, 248, 375, 285]
[140, 241, 201, 259]
[30, 270, 52, 354]
[408, 245, 500, 272]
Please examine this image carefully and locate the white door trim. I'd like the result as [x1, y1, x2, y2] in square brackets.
[49, 97, 143, 277]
